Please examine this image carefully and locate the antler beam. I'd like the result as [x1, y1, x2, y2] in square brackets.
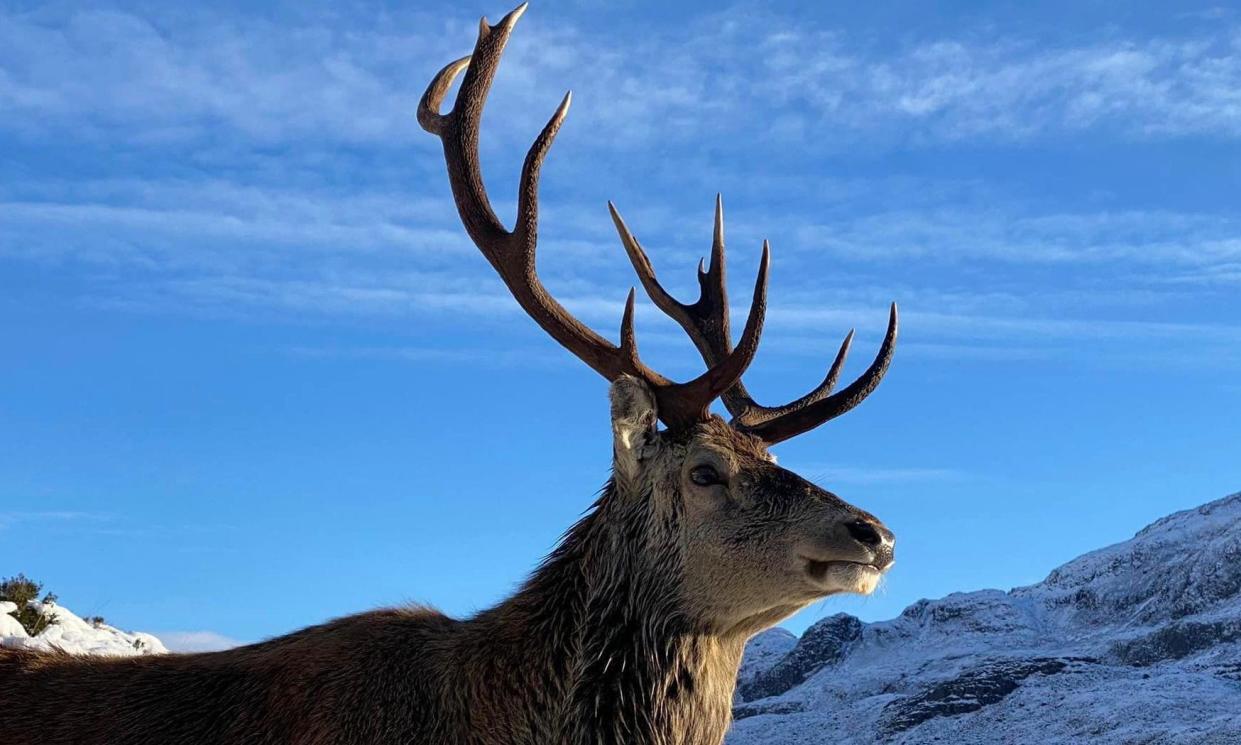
[418, 4, 770, 428]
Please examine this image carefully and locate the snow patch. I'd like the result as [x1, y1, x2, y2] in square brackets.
[2, 600, 167, 656]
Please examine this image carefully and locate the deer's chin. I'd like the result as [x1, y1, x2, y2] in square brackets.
[803, 559, 884, 596]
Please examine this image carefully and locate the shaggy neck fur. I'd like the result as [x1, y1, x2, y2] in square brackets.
[462, 478, 746, 745]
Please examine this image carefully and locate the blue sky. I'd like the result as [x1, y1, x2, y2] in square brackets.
[1, 0, 1238, 650]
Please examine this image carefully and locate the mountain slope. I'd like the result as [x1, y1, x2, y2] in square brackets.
[729, 492, 1241, 744]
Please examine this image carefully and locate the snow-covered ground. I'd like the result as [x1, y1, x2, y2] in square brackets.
[728, 492, 1241, 744]
[1, 599, 166, 656]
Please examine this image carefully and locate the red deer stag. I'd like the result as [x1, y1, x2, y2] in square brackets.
[0, 4, 898, 744]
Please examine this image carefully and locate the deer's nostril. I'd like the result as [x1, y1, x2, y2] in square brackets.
[846, 519, 883, 547]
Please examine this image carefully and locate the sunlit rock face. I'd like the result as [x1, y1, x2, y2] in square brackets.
[729, 492, 1241, 745]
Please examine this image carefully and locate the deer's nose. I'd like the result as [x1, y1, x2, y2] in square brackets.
[846, 518, 891, 548]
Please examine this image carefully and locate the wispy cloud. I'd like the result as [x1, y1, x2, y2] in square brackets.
[0, 7, 454, 147]
[0, 178, 473, 267]
[757, 32, 1241, 143]
[155, 630, 244, 653]
[0, 510, 239, 538]
[2, 3, 1238, 376]
[796, 464, 972, 486]
[791, 209, 1241, 267]
[1, 5, 1239, 150]
[0, 511, 110, 530]
[9, 177, 1238, 271]
[284, 344, 568, 370]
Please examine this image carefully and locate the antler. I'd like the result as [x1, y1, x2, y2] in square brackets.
[418, 4, 769, 428]
[610, 195, 897, 445]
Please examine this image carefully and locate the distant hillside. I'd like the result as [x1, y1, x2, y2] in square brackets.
[729, 492, 1241, 744]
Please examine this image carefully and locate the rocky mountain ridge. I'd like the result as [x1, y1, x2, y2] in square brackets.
[729, 492, 1241, 744]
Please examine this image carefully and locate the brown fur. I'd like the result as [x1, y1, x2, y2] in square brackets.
[0, 379, 893, 744]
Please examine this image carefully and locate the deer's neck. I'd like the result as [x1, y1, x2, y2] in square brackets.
[468, 482, 745, 745]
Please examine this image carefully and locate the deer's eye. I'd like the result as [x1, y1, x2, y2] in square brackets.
[689, 465, 723, 487]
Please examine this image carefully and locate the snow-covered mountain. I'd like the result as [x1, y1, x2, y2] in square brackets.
[729, 492, 1241, 744]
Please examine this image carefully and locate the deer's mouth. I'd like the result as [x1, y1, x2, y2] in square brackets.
[802, 558, 885, 595]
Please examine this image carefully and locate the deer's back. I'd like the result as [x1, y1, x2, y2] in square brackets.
[0, 607, 467, 745]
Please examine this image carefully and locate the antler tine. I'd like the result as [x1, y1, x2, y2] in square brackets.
[615, 195, 898, 444]
[611, 196, 764, 419]
[420, 4, 770, 428]
[418, 5, 529, 251]
[608, 196, 733, 366]
[613, 245, 770, 426]
[744, 305, 898, 444]
[683, 241, 769, 416]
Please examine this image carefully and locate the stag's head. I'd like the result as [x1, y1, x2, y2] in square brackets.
[420, 4, 897, 635]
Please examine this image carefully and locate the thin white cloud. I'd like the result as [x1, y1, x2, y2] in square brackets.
[0, 179, 475, 267]
[6, 182, 1238, 372]
[1, 5, 1237, 374]
[1, 6, 1239, 149]
[8, 192, 1228, 369]
[748, 22, 1241, 143]
[0, 511, 111, 530]
[772, 305, 1241, 344]
[7, 173, 1237, 280]
[284, 344, 568, 370]
[796, 464, 972, 486]
[790, 208, 1241, 267]
[155, 630, 244, 653]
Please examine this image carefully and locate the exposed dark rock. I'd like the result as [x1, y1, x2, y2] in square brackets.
[732, 699, 806, 722]
[736, 613, 861, 702]
[878, 657, 1092, 735]
[1111, 620, 1241, 666]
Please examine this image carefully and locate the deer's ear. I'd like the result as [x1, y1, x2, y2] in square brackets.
[610, 375, 659, 479]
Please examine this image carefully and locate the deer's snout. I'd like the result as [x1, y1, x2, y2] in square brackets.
[844, 516, 895, 570]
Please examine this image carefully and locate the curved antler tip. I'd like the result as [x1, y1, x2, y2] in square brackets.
[417, 56, 472, 134]
[481, 3, 526, 39]
[751, 244, 770, 302]
[501, 2, 528, 29]
[538, 90, 571, 134]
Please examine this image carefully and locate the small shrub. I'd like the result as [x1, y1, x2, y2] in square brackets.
[0, 573, 60, 636]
